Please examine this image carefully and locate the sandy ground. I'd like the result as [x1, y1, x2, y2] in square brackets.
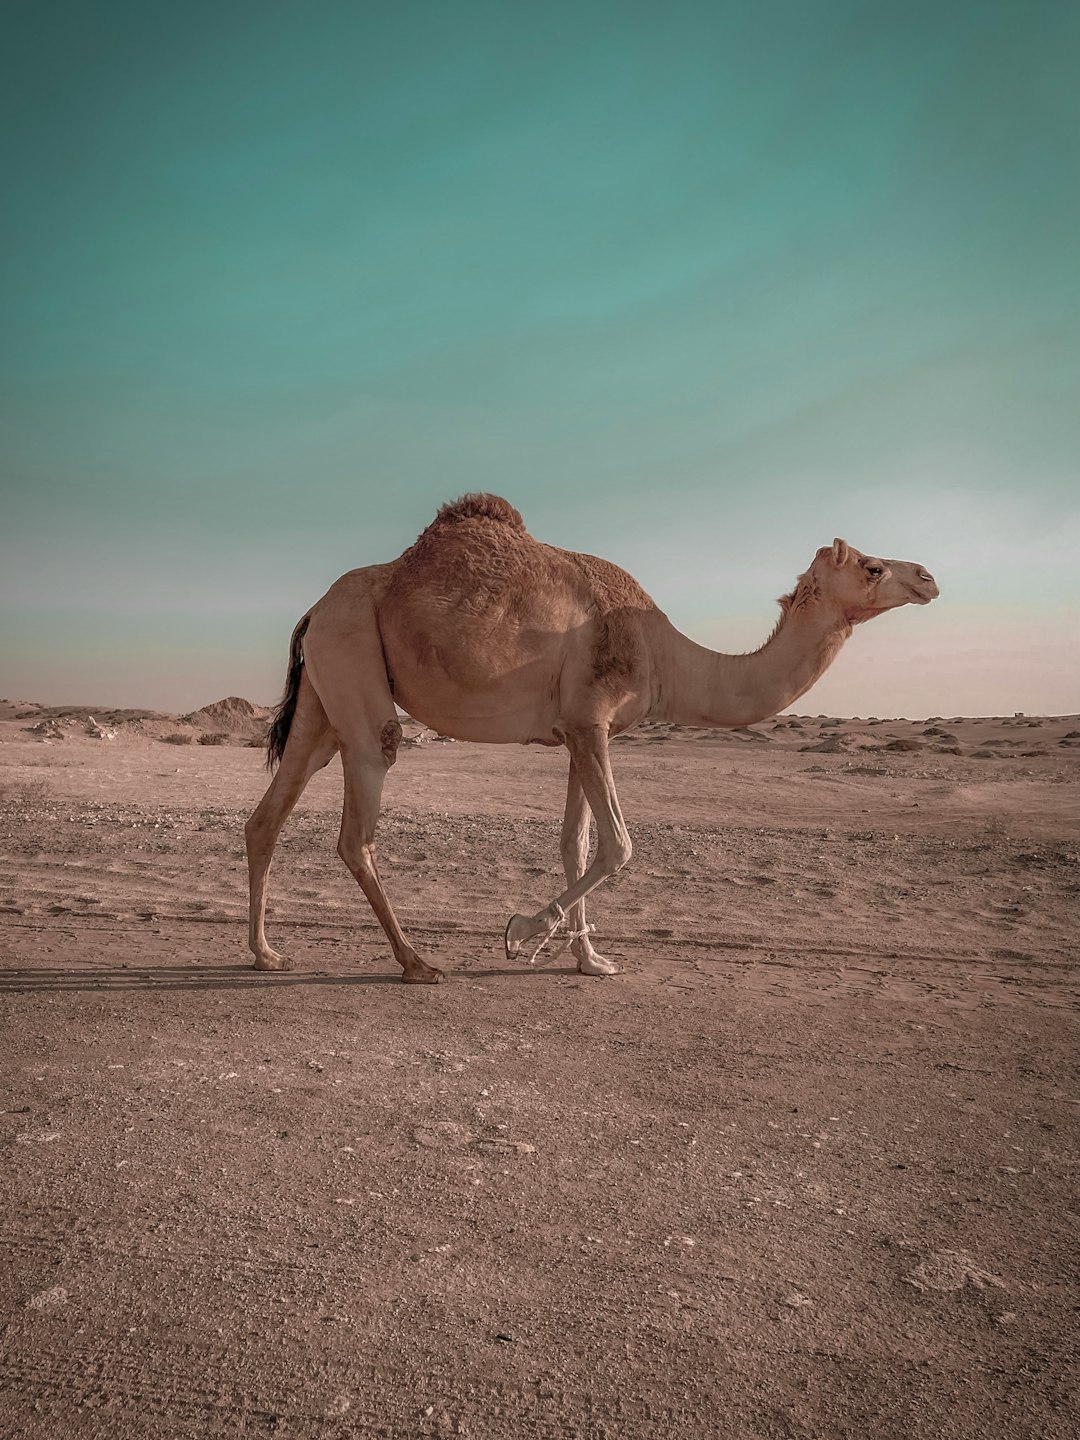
[0, 708, 1077, 1439]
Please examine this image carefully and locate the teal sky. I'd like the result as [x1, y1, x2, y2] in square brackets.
[2, 0, 1077, 716]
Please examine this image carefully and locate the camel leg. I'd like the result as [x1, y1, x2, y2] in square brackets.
[336, 722, 443, 985]
[245, 674, 338, 971]
[560, 760, 619, 977]
[299, 599, 440, 984]
[505, 724, 630, 973]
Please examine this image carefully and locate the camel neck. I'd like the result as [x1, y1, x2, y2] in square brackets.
[649, 602, 852, 729]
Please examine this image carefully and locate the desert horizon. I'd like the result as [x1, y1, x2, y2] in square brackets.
[8, 692, 1080, 729]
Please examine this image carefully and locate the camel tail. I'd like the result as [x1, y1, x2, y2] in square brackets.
[266, 614, 311, 770]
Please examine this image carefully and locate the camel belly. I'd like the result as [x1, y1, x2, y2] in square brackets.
[392, 681, 561, 745]
[385, 651, 563, 746]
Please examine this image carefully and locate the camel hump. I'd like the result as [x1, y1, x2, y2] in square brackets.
[433, 493, 527, 533]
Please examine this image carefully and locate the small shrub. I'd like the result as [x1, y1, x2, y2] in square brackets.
[0, 778, 50, 806]
[161, 732, 194, 746]
[197, 732, 229, 746]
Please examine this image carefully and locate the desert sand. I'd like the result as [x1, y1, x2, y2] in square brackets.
[0, 701, 1077, 1439]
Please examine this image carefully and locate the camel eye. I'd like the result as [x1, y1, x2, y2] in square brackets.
[866, 566, 884, 577]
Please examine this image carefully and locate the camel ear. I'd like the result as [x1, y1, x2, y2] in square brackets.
[831, 538, 850, 567]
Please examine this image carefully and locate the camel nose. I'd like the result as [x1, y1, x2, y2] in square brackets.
[914, 567, 939, 601]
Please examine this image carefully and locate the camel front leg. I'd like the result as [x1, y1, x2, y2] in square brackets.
[559, 760, 620, 976]
[337, 728, 443, 985]
[505, 725, 629, 974]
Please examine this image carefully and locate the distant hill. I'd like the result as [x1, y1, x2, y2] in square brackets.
[0, 696, 273, 745]
[180, 696, 273, 734]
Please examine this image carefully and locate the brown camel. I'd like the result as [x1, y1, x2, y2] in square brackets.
[245, 494, 938, 980]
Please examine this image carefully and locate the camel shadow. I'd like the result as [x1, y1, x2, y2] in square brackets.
[0, 963, 574, 995]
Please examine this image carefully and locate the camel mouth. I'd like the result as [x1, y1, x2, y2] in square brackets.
[906, 582, 939, 605]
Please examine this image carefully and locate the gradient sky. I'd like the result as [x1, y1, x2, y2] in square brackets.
[1, 0, 1077, 717]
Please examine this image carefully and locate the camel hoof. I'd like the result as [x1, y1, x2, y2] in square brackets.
[577, 952, 619, 977]
[402, 963, 443, 985]
[504, 913, 532, 960]
[252, 952, 291, 972]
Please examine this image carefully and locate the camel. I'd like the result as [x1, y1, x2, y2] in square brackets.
[245, 494, 938, 980]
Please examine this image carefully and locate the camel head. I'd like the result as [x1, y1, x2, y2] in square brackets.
[809, 538, 939, 625]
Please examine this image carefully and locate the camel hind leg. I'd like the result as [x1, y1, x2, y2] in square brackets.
[245, 671, 338, 971]
[335, 726, 442, 983]
[303, 603, 442, 984]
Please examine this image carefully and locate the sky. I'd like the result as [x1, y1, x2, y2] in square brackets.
[1, 0, 1077, 718]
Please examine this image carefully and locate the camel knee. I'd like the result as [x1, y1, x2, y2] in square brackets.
[601, 829, 632, 874]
